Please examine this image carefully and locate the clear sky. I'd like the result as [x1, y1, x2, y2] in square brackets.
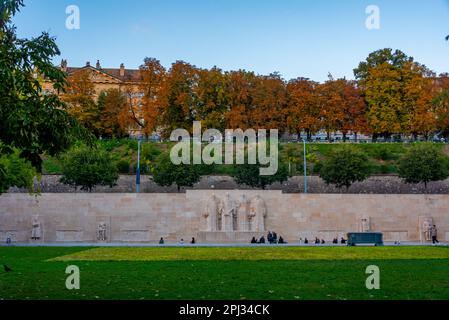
[12, 0, 449, 82]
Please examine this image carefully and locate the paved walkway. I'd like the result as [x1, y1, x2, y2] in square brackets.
[1, 242, 447, 247]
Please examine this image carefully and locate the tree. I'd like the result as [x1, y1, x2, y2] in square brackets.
[338, 79, 368, 140]
[60, 145, 119, 192]
[251, 72, 287, 131]
[194, 66, 228, 132]
[401, 62, 436, 139]
[398, 143, 449, 188]
[286, 78, 320, 140]
[0, 146, 37, 194]
[356, 49, 435, 139]
[354, 48, 413, 83]
[317, 75, 348, 140]
[233, 162, 289, 190]
[97, 89, 128, 138]
[138, 57, 166, 135]
[63, 69, 100, 135]
[225, 70, 257, 130]
[319, 146, 371, 189]
[433, 89, 449, 137]
[0, 0, 87, 172]
[157, 61, 198, 138]
[152, 153, 201, 192]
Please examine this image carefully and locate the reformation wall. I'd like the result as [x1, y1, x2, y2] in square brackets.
[1, 191, 448, 243]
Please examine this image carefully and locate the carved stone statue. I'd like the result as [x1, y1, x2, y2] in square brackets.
[419, 216, 433, 242]
[359, 217, 370, 233]
[222, 193, 235, 232]
[31, 215, 42, 240]
[236, 194, 249, 231]
[249, 195, 267, 232]
[97, 222, 107, 241]
[202, 194, 220, 232]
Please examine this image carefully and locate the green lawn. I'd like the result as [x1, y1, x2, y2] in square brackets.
[1, 246, 449, 300]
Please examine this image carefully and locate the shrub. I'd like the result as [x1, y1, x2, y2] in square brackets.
[233, 162, 289, 190]
[60, 145, 119, 192]
[0, 148, 37, 194]
[116, 160, 130, 174]
[319, 146, 371, 189]
[152, 154, 201, 192]
[398, 143, 449, 188]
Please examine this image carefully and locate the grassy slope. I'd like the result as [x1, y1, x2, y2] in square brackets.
[42, 141, 441, 175]
[1, 247, 449, 300]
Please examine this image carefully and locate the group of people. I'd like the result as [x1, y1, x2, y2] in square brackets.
[159, 237, 197, 245]
[251, 231, 287, 244]
[299, 237, 347, 245]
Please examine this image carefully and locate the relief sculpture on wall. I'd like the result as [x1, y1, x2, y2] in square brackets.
[201, 193, 267, 233]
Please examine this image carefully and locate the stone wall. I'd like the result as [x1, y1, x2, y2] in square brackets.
[1, 191, 449, 244]
[8, 175, 449, 194]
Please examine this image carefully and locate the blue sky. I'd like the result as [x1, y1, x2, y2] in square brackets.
[12, 0, 449, 82]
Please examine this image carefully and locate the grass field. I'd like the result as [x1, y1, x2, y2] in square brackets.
[1, 246, 449, 300]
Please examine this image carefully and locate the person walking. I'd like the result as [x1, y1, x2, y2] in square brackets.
[431, 225, 439, 244]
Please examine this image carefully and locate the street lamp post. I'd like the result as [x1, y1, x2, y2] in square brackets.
[303, 138, 308, 194]
[136, 135, 142, 193]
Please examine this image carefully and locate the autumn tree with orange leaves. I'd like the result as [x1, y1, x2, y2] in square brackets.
[317, 76, 367, 141]
[286, 78, 320, 140]
[157, 61, 198, 138]
[63, 69, 100, 136]
[138, 57, 166, 136]
[97, 89, 129, 138]
[251, 72, 287, 131]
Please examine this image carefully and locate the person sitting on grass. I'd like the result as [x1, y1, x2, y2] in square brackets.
[340, 237, 347, 244]
[321, 239, 325, 244]
[259, 236, 266, 244]
[278, 236, 286, 244]
[251, 237, 257, 244]
[332, 237, 338, 244]
[304, 238, 309, 244]
[315, 237, 320, 244]
[159, 237, 164, 245]
[191, 237, 196, 244]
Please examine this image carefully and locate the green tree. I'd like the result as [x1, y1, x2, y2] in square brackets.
[60, 145, 119, 192]
[0, 0, 88, 172]
[0, 147, 37, 194]
[319, 146, 371, 189]
[152, 153, 201, 192]
[355, 49, 435, 138]
[398, 143, 449, 188]
[233, 162, 288, 190]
